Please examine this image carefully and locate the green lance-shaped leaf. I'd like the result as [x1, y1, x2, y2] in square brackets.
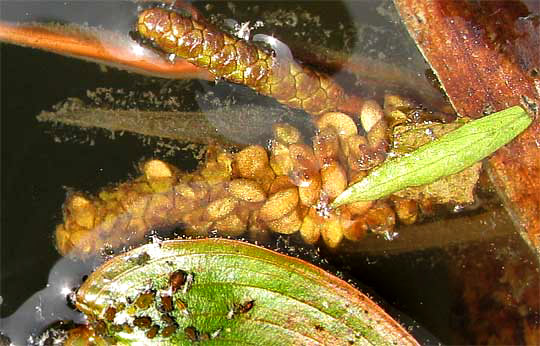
[75, 238, 419, 345]
[332, 106, 532, 207]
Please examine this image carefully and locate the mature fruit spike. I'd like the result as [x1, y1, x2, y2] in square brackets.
[55, 100, 479, 257]
[136, 8, 351, 116]
[73, 238, 421, 345]
[53, 150, 394, 257]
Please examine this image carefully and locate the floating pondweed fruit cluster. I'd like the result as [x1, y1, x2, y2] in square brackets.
[136, 7, 355, 116]
[50, 4, 495, 257]
[67, 239, 420, 345]
[55, 94, 487, 258]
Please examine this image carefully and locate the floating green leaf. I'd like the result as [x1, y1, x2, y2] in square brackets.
[332, 106, 532, 207]
[75, 239, 419, 345]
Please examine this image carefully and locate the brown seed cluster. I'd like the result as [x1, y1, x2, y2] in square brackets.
[83, 269, 191, 340]
[136, 7, 350, 115]
[55, 97, 446, 258]
[73, 268, 230, 342]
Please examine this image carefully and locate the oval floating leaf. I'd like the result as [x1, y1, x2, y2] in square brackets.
[76, 239, 419, 345]
[332, 106, 532, 207]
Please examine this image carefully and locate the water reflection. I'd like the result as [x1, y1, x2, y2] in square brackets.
[1, 257, 99, 345]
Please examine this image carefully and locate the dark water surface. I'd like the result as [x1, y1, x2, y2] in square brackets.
[1, 1, 538, 345]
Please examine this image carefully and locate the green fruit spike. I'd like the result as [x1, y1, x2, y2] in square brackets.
[332, 106, 532, 207]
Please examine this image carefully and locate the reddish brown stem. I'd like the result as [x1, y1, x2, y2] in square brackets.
[0, 20, 210, 80]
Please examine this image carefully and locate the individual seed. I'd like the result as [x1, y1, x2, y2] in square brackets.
[268, 175, 296, 195]
[384, 93, 416, 110]
[321, 161, 347, 200]
[148, 177, 174, 194]
[348, 170, 368, 185]
[161, 295, 173, 312]
[247, 210, 265, 233]
[175, 183, 197, 200]
[270, 141, 294, 176]
[133, 316, 152, 329]
[67, 194, 96, 229]
[259, 188, 299, 222]
[110, 324, 123, 332]
[94, 320, 107, 336]
[200, 159, 232, 185]
[360, 99, 384, 132]
[234, 145, 270, 179]
[288, 143, 318, 174]
[206, 197, 238, 221]
[273, 123, 302, 145]
[366, 120, 388, 149]
[298, 172, 321, 207]
[228, 179, 266, 203]
[391, 197, 419, 225]
[207, 183, 227, 203]
[313, 128, 340, 166]
[300, 211, 321, 244]
[343, 200, 373, 217]
[182, 208, 213, 236]
[55, 225, 73, 256]
[267, 208, 302, 234]
[184, 326, 198, 341]
[364, 202, 396, 233]
[235, 203, 254, 222]
[258, 167, 276, 193]
[217, 152, 234, 171]
[342, 219, 368, 242]
[345, 134, 368, 163]
[143, 160, 174, 180]
[236, 300, 255, 314]
[134, 291, 155, 310]
[418, 198, 436, 216]
[122, 323, 133, 333]
[103, 306, 117, 322]
[316, 112, 358, 138]
[143, 193, 173, 226]
[169, 269, 187, 293]
[340, 209, 368, 241]
[320, 216, 344, 248]
[120, 190, 149, 217]
[347, 134, 385, 172]
[161, 314, 175, 326]
[161, 324, 177, 337]
[213, 213, 247, 236]
[146, 325, 160, 339]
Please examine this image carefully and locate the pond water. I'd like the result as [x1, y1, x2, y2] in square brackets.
[1, 1, 539, 345]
